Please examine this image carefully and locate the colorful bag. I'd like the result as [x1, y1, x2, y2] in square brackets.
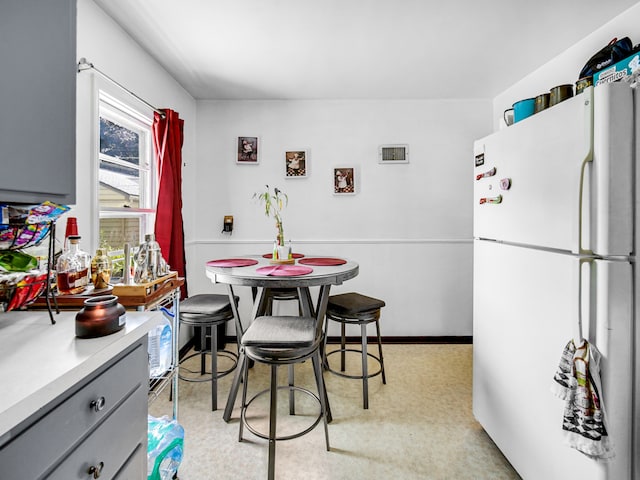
[579, 37, 635, 79]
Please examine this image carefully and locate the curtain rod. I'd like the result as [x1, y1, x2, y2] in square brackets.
[77, 57, 165, 118]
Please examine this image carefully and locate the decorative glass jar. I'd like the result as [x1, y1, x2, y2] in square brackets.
[91, 249, 112, 290]
[75, 294, 126, 338]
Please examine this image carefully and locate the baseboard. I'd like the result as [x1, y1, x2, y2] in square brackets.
[327, 335, 472, 344]
[204, 335, 472, 346]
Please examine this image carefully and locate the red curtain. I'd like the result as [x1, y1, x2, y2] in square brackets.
[152, 109, 188, 299]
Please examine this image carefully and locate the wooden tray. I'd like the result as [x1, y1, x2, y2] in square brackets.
[269, 258, 295, 265]
[111, 271, 178, 297]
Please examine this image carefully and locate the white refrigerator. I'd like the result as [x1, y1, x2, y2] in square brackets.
[473, 82, 638, 479]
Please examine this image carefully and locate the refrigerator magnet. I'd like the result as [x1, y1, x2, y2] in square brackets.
[476, 167, 497, 181]
[500, 178, 512, 190]
[479, 195, 502, 205]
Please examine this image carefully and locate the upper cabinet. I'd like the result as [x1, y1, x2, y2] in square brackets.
[0, 0, 77, 205]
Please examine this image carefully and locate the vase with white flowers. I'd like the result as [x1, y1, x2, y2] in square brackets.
[254, 185, 290, 259]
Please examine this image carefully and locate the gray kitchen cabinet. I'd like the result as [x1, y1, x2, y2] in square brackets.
[0, 341, 148, 479]
[113, 444, 147, 479]
[0, 0, 77, 205]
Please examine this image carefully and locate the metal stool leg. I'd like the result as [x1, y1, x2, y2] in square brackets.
[361, 322, 369, 409]
[268, 364, 278, 480]
[288, 364, 296, 415]
[239, 353, 250, 441]
[375, 317, 386, 384]
[311, 351, 330, 450]
[200, 326, 207, 375]
[340, 321, 346, 372]
[211, 324, 218, 411]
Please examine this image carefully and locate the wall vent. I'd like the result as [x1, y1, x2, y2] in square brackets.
[379, 144, 409, 164]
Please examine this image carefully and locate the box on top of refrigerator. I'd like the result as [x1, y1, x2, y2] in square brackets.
[594, 51, 640, 85]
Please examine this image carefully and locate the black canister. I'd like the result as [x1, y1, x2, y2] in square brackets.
[76, 295, 126, 338]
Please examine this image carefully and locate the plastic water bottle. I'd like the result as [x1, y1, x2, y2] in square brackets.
[149, 313, 172, 377]
[147, 415, 184, 480]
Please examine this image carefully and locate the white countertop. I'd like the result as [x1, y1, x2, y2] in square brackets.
[0, 309, 163, 445]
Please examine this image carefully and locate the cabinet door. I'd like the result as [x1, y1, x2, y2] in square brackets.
[0, 0, 76, 205]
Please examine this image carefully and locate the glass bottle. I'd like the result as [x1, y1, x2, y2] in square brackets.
[91, 248, 112, 290]
[56, 235, 91, 295]
[134, 233, 164, 282]
[145, 234, 162, 279]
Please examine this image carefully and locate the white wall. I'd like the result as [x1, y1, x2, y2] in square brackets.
[74, 0, 197, 346]
[189, 99, 492, 336]
[494, 3, 640, 129]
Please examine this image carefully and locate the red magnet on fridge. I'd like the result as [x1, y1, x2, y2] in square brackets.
[479, 195, 502, 205]
[499, 178, 512, 190]
[476, 167, 496, 180]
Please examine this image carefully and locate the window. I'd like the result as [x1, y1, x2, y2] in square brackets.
[98, 91, 156, 257]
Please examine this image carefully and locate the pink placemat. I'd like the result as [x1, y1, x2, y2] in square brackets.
[262, 253, 305, 259]
[256, 265, 314, 276]
[207, 258, 259, 267]
[298, 257, 347, 266]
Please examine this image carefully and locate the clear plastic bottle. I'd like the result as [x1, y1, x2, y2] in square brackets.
[148, 311, 172, 377]
[56, 235, 91, 295]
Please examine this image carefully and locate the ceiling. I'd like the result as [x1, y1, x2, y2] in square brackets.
[93, 0, 638, 100]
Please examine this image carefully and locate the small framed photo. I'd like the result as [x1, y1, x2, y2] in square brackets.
[237, 136, 259, 164]
[333, 167, 356, 195]
[378, 144, 409, 164]
[285, 150, 307, 178]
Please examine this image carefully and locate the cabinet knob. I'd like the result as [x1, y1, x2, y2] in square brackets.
[89, 396, 106, 412]
[88, 461, 104, 478]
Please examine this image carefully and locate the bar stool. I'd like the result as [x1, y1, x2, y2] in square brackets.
[179, 294, 239, 411]
[265, 287, 301, 315]
[323, 292, 386, 409]
[239, 314, 330, 480]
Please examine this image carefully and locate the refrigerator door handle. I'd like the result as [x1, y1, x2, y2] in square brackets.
[577, 88, 594, 256]
[576, 257, 594, 345]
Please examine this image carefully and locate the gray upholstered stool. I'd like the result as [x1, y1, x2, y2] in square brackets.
[323, 292, 386, 409]
[179, 294, 239, 411]
[239, 315, 330, 480]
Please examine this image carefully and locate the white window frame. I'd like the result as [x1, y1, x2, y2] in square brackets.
[92, 77, 157, 255]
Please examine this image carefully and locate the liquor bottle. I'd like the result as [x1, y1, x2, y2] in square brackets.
[56, 235, 91, 295]
[63, 216, 78, 250]
[90, 248, 112, 290]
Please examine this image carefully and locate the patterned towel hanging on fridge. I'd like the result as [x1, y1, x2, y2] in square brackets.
[551, 339, 615, 460]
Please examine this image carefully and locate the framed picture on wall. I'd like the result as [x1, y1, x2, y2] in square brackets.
[333, 167, 356, 195]
[378, 144, 409, 164]
[237, 136, 259, 164]
[285, 150, 307, 178]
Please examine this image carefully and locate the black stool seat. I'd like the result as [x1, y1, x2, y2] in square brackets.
[324, 292, 387, 409]
[327, 292, 386, 316]
[179, 294, 239, 411]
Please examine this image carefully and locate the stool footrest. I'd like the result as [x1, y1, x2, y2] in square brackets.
[178, 350, 238, 382]
[325, 348, 384, 380]
[241, 385, 323, 442]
